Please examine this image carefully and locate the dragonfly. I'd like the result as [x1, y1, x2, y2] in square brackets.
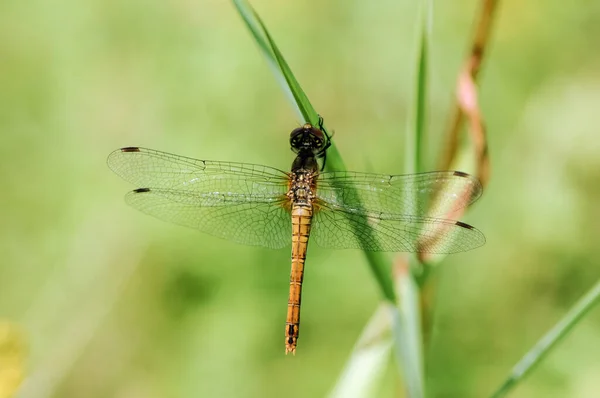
[107, 122, 484, 354]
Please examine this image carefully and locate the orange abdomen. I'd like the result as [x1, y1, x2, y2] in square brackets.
[285, 204, 313, 354]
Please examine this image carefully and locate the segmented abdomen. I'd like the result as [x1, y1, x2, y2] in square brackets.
[285, 204, 313, 354]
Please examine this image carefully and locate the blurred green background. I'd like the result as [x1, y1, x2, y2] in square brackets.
[2, 0, 600, 397]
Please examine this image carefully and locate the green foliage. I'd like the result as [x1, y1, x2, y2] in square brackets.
[1, 1, 600, 397]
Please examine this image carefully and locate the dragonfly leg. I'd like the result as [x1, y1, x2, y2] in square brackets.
[315, 114, 333, 171]
[320, 151, 328, 171]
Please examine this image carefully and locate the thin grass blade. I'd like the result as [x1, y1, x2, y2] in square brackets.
[489, 279, 600, 398]
[392, 259, 425, 398]
[231, 0, 299, 120]
[387, 1, 430, 396]
[405, 0, 430, 176]
[328, 305, 393, 398]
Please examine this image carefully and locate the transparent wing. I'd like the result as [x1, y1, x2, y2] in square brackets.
[312, 203, 485, 254]
[125, 188, 291, 249]
[316, 170, 482, 217]
[107, 147, 292, 249]
[107, 147, 290, 194]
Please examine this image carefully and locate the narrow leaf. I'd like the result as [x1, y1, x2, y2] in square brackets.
[328, 305, 393, 398]
[390, 1, 431, 396]
[490, 279, 600, 398]
[392, 261, 425, 398]
[405, 9, 429, 175]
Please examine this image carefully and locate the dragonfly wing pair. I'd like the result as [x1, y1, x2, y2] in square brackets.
[107, 147, 485, 254]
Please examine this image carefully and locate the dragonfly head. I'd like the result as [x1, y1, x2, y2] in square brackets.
[290, 123, 328, 155]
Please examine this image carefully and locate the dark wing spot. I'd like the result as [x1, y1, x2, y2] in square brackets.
[121, 147, 141, 152]
[133, 188, 151, 193]
[453, 170, 470, 178]
[455, 221, 474, 230]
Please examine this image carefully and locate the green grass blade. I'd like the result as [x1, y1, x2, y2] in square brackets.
[232, 0, 348, 170]
[405, 0, 430, 176]
[392, 263, 425, 398]
[232, 0, 315, 127]
[490, 279, 600, 398]
[391, 1, 431, 397]
[413, 34, 427, 173]
[364, 252, 395, 303]
[328, 304, 393, 398]
[260, 23, 315, 125]
[231, 0, 300, 121]
[232, 0, 395, 302]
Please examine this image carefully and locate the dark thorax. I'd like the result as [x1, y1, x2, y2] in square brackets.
[287, 123, 329, 206]
[289, 151, 318, 206]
